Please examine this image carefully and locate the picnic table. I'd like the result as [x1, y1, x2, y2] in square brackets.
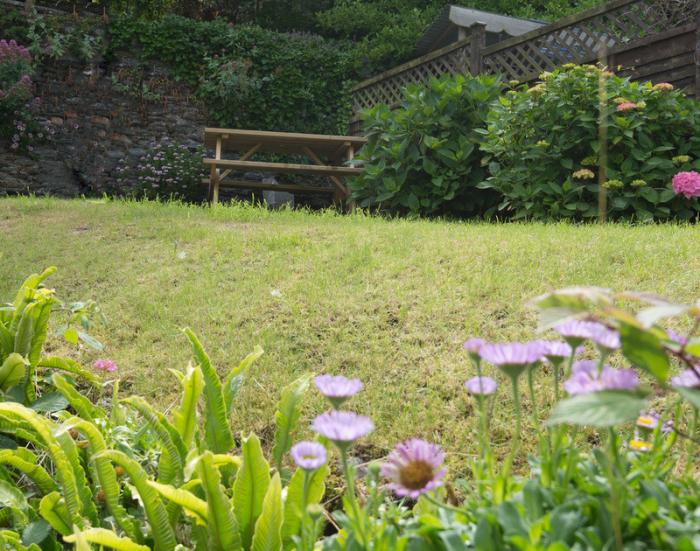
[202, 128, 367, 204]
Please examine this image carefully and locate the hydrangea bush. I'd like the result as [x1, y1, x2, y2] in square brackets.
[481, 65, 700, 220]
[1, 271, 699, 549]
[0, 39, 47, 154]
[350, 74, 502, 217]
[114, 139, 207, 202]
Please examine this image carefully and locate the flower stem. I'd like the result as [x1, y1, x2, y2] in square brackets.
[339, 449, 366, 545]
[498, 375, 521, 503]
[606, 428, 623, 551]
[527, 366, 538, 425]
[300, 471, 311, 551]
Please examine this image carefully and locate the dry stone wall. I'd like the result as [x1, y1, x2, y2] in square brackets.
[0, 50, 207, 197]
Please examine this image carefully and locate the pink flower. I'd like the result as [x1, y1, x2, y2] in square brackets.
[616, 102, 637, 112]
[93, 359, 117, 373]
[381, 439, 446, 499]
[672, 171, 700, 199]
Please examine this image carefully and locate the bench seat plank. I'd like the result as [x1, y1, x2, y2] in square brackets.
[203, 158, 362, 176]
[201, 178, 334, 194]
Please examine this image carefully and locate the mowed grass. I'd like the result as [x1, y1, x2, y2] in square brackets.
[1, 197, 699, 474]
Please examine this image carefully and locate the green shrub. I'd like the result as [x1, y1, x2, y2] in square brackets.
[108, 15, 356, 134]
[481, 65, 700, 220]
[350, 73, 502, 216]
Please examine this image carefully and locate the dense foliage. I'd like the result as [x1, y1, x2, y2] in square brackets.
[1, 269, 699, 549]
[350, 74, 502, 216]
[481, 65, 700, 220]
[108, 15, 355, 134]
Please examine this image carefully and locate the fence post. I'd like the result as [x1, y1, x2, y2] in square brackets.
[469, 22, 487, 75]
[696, 14, 700, 100]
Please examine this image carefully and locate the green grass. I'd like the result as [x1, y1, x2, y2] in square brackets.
[1, 197, 699, 473]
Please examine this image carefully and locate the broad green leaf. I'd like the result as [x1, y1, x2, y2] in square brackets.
[30, 393, 69, 413]
[197, 451, 242, 550]
[272, 374, 312, 472]
[21, 520, 51, 546]
[184, 328, 235, 453]
[64, 528, 150, 551]
[0, 353, 27, 392]
[547, 391, 648, 427]
[282, 465, 328, 549]
[620, 323, 670, 382]
[0, 479, 28, 512]
[636, 304, 688, 328]
[76, 331, 104, 351]
[234, 434, 271, 550]
[251, 473, 283, 551]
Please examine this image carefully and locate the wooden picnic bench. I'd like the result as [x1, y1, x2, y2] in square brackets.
[202, 128, 367, 204]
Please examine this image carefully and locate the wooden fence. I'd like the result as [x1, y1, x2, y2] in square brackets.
[350, 0, 700, 132]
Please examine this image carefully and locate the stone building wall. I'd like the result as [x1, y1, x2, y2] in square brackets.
[0, 50, 207, 197]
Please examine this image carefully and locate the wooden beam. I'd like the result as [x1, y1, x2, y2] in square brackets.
[203, 158, 362, 176]
[211, 137, 222, 204]
[239, 143, 261, 162]
[200, 178, 334, 194]
[302, 146, 349, 196]
[469, 23, 486, 75]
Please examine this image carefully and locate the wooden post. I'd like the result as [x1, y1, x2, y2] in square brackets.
[696, 14, 700, 100]
[469, 22, 487, 75]
[211, 136, 222, 205]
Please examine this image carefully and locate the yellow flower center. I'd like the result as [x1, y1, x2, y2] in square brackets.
[399, 460, 434, 490]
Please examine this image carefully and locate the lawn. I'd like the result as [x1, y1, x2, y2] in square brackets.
[1, 196, 699, 475]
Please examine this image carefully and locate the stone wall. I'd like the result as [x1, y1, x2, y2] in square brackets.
[0, 49, 207, 197]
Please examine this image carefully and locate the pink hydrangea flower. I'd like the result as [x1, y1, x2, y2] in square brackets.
[671, 171, 700, 199]
[616, 102, 637, 112]
[93, 359, 117, 373]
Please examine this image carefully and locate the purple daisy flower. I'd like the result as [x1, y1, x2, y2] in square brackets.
[93, 359, 117, 373]
[563, 360, 638, 395]
[313, 375, 363, 408]
[312, 411, 374, 448]
[381, 439, 446, 499]
[464, 376, 497, 396]
[671, 368, 700, 389]
[463, 338, 485, 355]
[636, 412, 673, 435]
[479, 341, 546, 378]
[591, 327, 620, 350]
[555, 320, 606, 343]
[539, 340, 573, 360]
[290, 441, 327, 471]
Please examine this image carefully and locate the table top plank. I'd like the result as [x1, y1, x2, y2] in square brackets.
[203, 127, 367, 158]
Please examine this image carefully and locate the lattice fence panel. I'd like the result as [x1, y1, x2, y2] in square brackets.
[352, 40, 472, 112]
[482, 0, 700, 82]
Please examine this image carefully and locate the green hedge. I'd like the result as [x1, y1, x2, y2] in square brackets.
[108, 15, 356, 134]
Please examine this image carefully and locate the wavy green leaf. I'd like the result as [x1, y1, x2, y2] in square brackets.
[234, 434, 271, 550]
[64, 528, 150, 551]
[198, 451, 243, 551]
[37, 357, 99, 384]
[0, 449, 58, 494]
[38, 492, 71, 536]
[65, 417, 141, 542]
[52, 374, 104, 422]
[172, 363, 203, 449]
[272, 374, 311, 473]
[224, 346, 264, 416]
[251, 473, 283, 551]
[183, 328, 235, 453]
[95, 450, 177, 551]
[147, 481, 208, 525]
